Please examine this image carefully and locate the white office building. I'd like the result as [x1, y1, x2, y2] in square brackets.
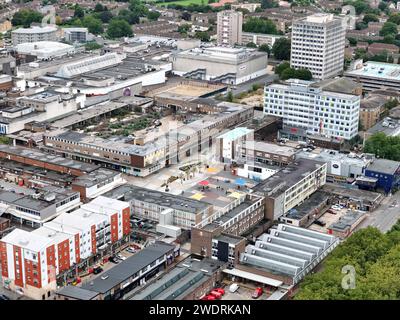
[290, 13, 345, 80]
[264, 79, 360, 140]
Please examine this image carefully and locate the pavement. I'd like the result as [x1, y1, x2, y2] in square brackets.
[355, 192, 400, 233]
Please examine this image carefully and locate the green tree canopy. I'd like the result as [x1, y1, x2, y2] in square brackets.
[363, 13, 379, 24]
[364, 132, 400, 161]
[82, 16, 103, 35]
[380, 22, 398, 37]
[12, 9, 43, 27]
[246, 42, 257, 48]
[107, 19, 133, 39]
[243, 17, 279, 35]
[258, 44, 271, 54]
[272, 38, 291, 60]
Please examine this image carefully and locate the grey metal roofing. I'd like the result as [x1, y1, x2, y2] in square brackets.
[81, 242, 175, 294]
[56, 285, 100, 300]
[0, 144, 98, 173]
[103, 184, 212, 214]
[366, 159, 400, 175]
[131, 257, 225, 300]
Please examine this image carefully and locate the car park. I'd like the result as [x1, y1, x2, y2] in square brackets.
[126, 247, 136, 254]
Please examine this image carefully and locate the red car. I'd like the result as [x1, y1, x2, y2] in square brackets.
[210, 290, 222, 299]
[201, 295, 216, 301]
[252, 287, 263, 299]
[214, 288, 225, 295]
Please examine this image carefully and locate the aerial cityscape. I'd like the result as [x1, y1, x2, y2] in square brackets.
[0, 0, 400, 305]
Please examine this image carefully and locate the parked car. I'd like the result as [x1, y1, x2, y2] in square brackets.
[331, 205, 341, 211]
[209, 290, 222, 299]
[326, 209, 336, 214]
[213, 288, 225, 295]
[117, 254, 127, 261]
[201, 294, 216, 301]
[126, 247, 136, 254]
[314, 220, 326, 227]
[93, 267, 103, 275]
[108, 256, 120, 264]
[0, 294, 10, 300]
[229, 283, 239, 293]
[252, 287, 263, 299]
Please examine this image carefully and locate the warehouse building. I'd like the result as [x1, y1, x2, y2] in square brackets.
[235, 224, 339, 285]
[171, 46, 268, 85]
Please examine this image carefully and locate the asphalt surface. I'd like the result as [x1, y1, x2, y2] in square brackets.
[356, 192, 400, 233]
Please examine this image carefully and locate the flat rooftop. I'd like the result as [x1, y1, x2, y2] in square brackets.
[102, 184, 212, 215]
[71, 168, 120, 188]
[0, 144, 99, 173]
[80, 242, 175, 294]
[248, 141, 297, 158]
[285, 191, 330, 220]
[252, 159, 325, 197]
[345, 61, 400, 81]
[366, 158, 400, 175]
[328, 210, 366, 232]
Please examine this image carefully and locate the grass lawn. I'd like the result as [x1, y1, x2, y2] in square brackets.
[156, 0, 209, 6]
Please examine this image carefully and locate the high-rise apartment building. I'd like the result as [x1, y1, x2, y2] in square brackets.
[264, 79, 360, 140]
[290, 13, 345, 80]
[217, 10, 243, 46]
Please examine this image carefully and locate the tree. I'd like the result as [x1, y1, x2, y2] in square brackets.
[177, 24, 190, 34]
[356, 21, 368, 30]
[388, 13, 400, 25]
[363, 13, 379, 24]
[194, 31, 210, 42]
[118, 9, 139, 24]
[226, 91, 234, 102]
[258, 44, 271, 54]
[364, 132, 400, 161]
[94, 3, 104, 12]
[280, 67, 296, 80]
[242, 17, 278, 35]
[99, 11, 114, 23]
[348, 37, 357, 46]
[295, 68, 312, 80]
[380, 22, 398, 37]
[12, 9, 43, 27]
[246, 42, 257, 48]
[379, 1, 388, 13]
[275, 61, 290, 76]
[128, 0, 148, 17]
[147, 11, 160, 21]
[82, 16, 103, 35]
[85, 42, 103, 51]
[74, 5, 85, 19]
[107, 19, 133, 38]
[272, 38, 291, 60]
[261, 0, 278, 9]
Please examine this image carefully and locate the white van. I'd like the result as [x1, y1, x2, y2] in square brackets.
[229, 283, 239, 293]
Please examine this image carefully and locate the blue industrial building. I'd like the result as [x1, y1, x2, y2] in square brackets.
[361, 159, 400, 194]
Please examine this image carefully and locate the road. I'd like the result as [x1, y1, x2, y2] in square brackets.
[231, 73, 278, 96]
[356, 192, 400, 233]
